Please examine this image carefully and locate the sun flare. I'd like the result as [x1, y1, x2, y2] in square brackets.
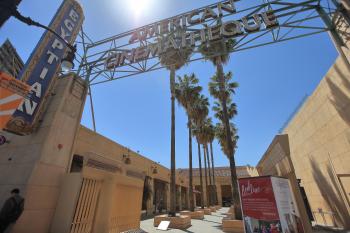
[127, 0, 152, 17]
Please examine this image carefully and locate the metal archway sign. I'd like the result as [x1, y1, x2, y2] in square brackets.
[74, 0, 347, 86]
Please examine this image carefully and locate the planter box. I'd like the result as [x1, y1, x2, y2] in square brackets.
[195, 207, 212, 215]
[222, 218, 244, 233]
[224, 213, 235, 219]
[154, 215, 191, 229]
[180, 210, 204, 220]
[210, 207, 217, 212]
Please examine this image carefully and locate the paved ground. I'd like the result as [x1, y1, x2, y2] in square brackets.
[140, 207, 228, 233]
[139, 208, 350, 233]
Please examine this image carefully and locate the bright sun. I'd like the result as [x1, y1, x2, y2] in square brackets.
[127, 0, 152, 17]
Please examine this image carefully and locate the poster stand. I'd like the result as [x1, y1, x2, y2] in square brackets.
[239, 176, 305, 233]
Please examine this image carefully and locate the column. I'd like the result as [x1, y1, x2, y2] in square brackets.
[203, 184, 208, 207]
[178, 186, 182, 211]
[217, 185, 223, 206]
[186, 188, 190, 210]
[166, 183, 170, 212]
[193, 189, 197, 208]
[146, 178, 154, 215]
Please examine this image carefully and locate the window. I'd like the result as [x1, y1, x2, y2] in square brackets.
[70, 154, 84, 173]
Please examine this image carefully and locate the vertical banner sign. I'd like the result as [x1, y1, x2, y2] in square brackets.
[5, 0, 84, 135]
[239, 176, 305, 233]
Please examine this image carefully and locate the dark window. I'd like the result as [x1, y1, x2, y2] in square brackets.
[70, 154, 84, 173]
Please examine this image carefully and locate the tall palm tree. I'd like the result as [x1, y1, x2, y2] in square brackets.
[211, 97, 237, 206]
[212, 99, 237, 122]
[191, 95, 209, 209]
[206, 123, 218, 205]
[159, 37, 192, 217]
[215, 123, 239, 160]
[174, 73, 202, 212]
[195, 117, 213, 207]
[202, 119, 215, 206]
[208, 70, 242, 219]
[205, 143, 213, 206]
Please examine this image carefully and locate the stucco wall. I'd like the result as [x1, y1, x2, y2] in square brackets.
[74, 126, 189, 188]
[283, 55, 350, 228]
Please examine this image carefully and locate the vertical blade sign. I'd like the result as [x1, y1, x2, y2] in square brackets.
[5, 0, 84, 135]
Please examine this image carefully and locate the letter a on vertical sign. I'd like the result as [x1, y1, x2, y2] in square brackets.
[5, 0, 84, 135]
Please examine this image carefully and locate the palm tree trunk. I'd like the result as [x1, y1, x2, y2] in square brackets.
[188, 117, 194, 212]
[203, 144, 209, 207]
[197, 141, 204, 209]
[206, 144, 213, 206]
[216, 57, 242, 220]
[169, 68, 176, 217]
[210, 142, 218, 205]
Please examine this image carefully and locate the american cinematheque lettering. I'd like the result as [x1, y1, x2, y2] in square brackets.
[105, 0, 278, 69]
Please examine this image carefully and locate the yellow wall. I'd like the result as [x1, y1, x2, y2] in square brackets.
[282, 55, 350, 228]
[74, 126, 189, 188]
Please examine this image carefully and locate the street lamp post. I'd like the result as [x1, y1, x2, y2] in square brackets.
[0, 0, 76, 71]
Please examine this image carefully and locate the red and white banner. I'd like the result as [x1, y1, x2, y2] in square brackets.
[239, 176, 305, 233]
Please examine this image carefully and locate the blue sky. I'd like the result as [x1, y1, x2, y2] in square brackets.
[0, 0, 338, 169]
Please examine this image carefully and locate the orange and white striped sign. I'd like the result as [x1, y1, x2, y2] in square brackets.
[0, 72, 30, 130]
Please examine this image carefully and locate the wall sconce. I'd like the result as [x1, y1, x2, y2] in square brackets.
[122, 148, 131, 165]
[151, 164, 158, 174]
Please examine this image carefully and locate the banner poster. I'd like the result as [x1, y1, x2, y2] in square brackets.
[239, 176, 305, 233]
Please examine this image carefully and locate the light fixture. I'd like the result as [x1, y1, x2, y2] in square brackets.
[61, 45, 77, 72]
[151, 164, 158, 174]
[0, 1, 76, 71]
[122, 148, 131, 165]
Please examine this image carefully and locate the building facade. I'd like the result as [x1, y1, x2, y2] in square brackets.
[258, 54, 350, 229]
[0, 72, 256, 232]
[0, 39, 24, 79]
[179, 166, 258, 207]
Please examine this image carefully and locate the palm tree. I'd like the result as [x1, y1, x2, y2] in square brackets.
[212, 99, 237, 122]
[215, 123, 239, 160]
[159, 37, 193, 217]
[195, 117, 213, 207]
[174, 73, 202, 212]
[208, 70, 242, 219]
[191, 95, 209, 209]
[202, 119, 215, 207]
[206, 122, 218, 205]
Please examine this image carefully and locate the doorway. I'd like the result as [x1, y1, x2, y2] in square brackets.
[221, 185, 232, 207]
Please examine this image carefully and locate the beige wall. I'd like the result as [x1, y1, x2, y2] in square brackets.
[257, 135, 313, 233]
[73, 126, 190, 215]
[0, 74, 87, 233]
[74, 126, 189, 188]
[280, 55, 350, 228]
[180, 166, 258, 207]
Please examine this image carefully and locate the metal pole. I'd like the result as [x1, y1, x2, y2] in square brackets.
[77, 26, 88, 76]
[317, 7, 350, 73]
[88, 85, 97, 132]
